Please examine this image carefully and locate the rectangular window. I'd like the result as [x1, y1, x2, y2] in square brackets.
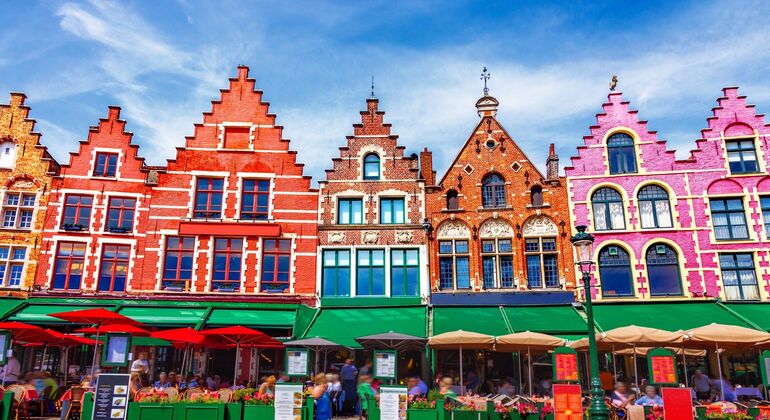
[391, 249, 419, 296]
[380, 198, 405, 224]
[1, 192, 35, 229]
[525, 237, 559, 288]
[62, 195, 93, 230]
[356, 249, 385, 296]
[97, 244, 130, 292]
[438, 240, 470, 290]
[762, 196, 770, 237]
[194, 178, 224, 219]
[241, 179, 270, 220]
[726, 139, 759, 174]
[53, 242, 86, 290]
[261, 239, 291, 292]
[162, 236, 195, 291]
[93, 152, 118, 177]
[720, 253, 760, 301]
[710, 198, 749, 240]
[322, 249, 350, 297]
[337, 198, 363, 224]
[212, 238, 243, 292]
[481, 239, 513, 288]
[0, 246, 26, 287]
[106, 197, 136, 232]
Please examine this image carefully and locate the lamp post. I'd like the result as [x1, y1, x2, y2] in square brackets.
[570, 225, 609, 420]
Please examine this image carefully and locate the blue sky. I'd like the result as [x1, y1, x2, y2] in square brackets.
[2, 0, 770, 182]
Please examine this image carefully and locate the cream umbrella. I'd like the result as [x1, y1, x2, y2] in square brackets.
[601, 326, 683, 392]
[495, 331, 565, 396]
[429, 330, 494, 393]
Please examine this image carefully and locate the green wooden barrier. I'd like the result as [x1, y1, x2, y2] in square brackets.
[0, 391, 12, 420]
[82, 392, 95, 420]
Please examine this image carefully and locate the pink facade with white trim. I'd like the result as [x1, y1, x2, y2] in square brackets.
[566, 88, 770, 301]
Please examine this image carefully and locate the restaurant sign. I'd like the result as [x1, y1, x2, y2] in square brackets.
[647, 347, 677, 385]
[374, 350, 397, 380]
[285, 348, 309, 377]
[91, 373, 131, 420]
[552, 346, 579, 383]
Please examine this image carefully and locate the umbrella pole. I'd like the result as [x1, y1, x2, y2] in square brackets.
[716, 342, 725, 400]
[682, 346, 689, 387]
[40, 345, 48, 371]
[2, 338, 12, 386]
[633, 344, 639, 393]
[234, 341, 241, 386]
[324, 349, 328, 373]
[255, 348, 260, 381]
[612, 346, 617, 384]
[315, 348, 319, 375]
[459, 346, 463, 395]
[90, 327, 100, 381]
[527, 346, 533, 396]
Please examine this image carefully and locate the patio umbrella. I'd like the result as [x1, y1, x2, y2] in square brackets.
[284, 337, 346, 375]
[428, 330, 494, 393]
[495, 331, 565, 396]
[49, 308, 142, 380]
[0, 322, 56, 385]
[76, 324, 151, 336]
[686, 323, 770, 399]
[200, 326, 283, 383]
[601, 326, 683, 392]
[152, 328, 207, 375]
[356, 332, 427, 351]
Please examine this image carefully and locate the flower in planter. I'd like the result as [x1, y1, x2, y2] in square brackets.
[645, 404, 664, 420]
[408, 396, 436, 410]
[494, 402, 519, 420]
[135, 389, 170, 404]
[540, 400, 553, 419]
[248, 394, 275, 406]
[232, 388, 258, 403]
[516, 402, 539, 415]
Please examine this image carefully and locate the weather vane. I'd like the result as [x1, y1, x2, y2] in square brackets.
[481, 67, 490, 96]
[370, 75, 376, 98]
[610, 74, 618, 91]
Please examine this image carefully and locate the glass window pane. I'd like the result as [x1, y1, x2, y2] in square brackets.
[455, 241, 468, 253]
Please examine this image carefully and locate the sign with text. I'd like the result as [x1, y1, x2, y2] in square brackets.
[552, 347, 580, 383]
[92, 373, 131, 420]
[374, 350, 397, 379]
[648, 348, 677, 385]
[379, 386, 407, 420]
[102, 334, 131, 367]
[661, 387, 693, 420]
[274, 383, 303, 420]
[285, 348, 309, 377]
[552, 384, 583, 420]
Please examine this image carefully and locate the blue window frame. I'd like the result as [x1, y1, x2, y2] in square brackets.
[524, 237, 558, 288]
[261, 239, 291, 292]
[726, 139, 758, 174]
[98, 244, 130, 292]
[391, 249, 419, 296]
[645, 244, 682, 296]
[93, 152, 118, 177]
[322, 249, 350, 297]
[363, 153, 380, 180]
[356, 249, 385, 296]
[598, 245, 634, 297]
[607, 133, 637, 174]
[53, 242, 86, 290]
[438, 240, 470, 289]
[380, 198, 405, 224]
[710, 198, 748, 240]
[338, 198, 363, 224]
[481, 173, 506, 209]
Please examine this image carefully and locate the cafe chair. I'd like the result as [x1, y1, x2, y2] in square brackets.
[6, 384, 30, 420]
[217, 389, 233, 403]
[184, 388, 204, 401]
[64, 387, 86, 420]
[163, 387, 178, 401]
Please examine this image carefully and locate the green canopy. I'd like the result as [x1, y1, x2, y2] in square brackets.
[10, 304, 105, 323]
[205, 308, 296, 328]
[302, 306, 427, 348]
[118, 307, 207, 326]
[503, 305, 587, 334]
[432, 306, 509, 336]
[721, 303, 770, 331]
[590, 302, 752, 331]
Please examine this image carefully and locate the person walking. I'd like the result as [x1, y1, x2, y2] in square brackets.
[691, 369, 711, 401]
[340, 358, 358, 415]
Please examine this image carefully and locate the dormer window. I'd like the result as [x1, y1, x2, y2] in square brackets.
[94, 152, 118, 177]
[363, 153, 380, 180]
[481, 173, 506, 209]
[446, 189, 459, 210]
[0, 141, 16, 169]
[726, 139, 758, 174]
[607, 133, 637, 174]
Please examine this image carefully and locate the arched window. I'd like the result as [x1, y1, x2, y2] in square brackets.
[481, 173, 506, 209]
[446, 189, 459, 210]
[363, 153, 380, 180]
[638, 185, 672, 229]
[646, 244, 683, 296]
[530, 185, 543, 207]
[592, 187, 625, 230]
[598, 245, 634, 297]
[0, 141, 16, 169]
[607, 133, 637, 174]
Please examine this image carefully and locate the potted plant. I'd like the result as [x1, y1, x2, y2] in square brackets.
[172, 391, 226, 420]
[242, 391, 275, 420]
[703, 407, 752, 420]
[407, 395, 437, 420]
[129, 390, 173, 420]
[515, 402, 539, 420]
[492, 402, 521, 420]
[444, 398, 480, 420]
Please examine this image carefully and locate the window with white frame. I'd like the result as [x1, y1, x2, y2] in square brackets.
[0, 246, 25, 287]
[0, 141, 16, 169]
[481, 238, 514, 288]
[1, 192, 35, 229]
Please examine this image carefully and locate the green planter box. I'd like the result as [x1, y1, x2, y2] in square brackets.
[127, 403, 174, 420]
[243, 404, 274, 420]
[447, 411, 486, 420]
[226, 402, 243, 420]
[172, 403, 226, 420]
[408, 408, 438, 420]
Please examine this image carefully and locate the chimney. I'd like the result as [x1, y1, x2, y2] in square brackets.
[420, 148, 435, 186]
[546, 143, 559, 184]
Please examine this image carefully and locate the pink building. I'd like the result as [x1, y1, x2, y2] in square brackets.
[566, 87, 770, 302]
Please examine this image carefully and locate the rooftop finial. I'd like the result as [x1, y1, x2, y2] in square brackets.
[481, 67, 491, 96]
[370, 75, 376, 99]
[609, 74, 618, 91]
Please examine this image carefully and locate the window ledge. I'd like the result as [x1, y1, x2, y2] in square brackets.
[318, 224, 423, 231]
[477, 206, 513, 212]
[526, 204, 550, 209]
[441, 208, 464, 213]
[90, 176, 118, 181]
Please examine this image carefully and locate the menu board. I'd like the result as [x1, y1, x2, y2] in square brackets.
[285, 348, 309, 377]
[92, 373, 131, 420]
[274, 383, 303, 420]
[648, 348, 677, 385]
[552, 384, 583, 420]
[379, 386, 407, 420]
[0, 331, 9, 365]
[760, 350, 770, 386]
[374, 350, 397, 379]
[553, 350, 579, 383]
[103, 334, 130, 367]
[661, 387, 694, 420]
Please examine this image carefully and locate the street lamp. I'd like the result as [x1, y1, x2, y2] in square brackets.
[570, 225, 609, 420]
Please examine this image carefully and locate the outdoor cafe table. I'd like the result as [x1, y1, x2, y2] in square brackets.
[736, 387, 763, 399]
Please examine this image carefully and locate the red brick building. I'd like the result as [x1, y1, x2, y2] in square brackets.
[423, 91, 576, 303]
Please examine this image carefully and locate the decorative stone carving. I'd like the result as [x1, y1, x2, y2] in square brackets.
[328, 231, 345, 244]
[362, 231, 379, 244]
[395, 231, 413, 243]
[146, 170, 159, 185]
[522, 216, 558, 236]
[11, 180, 34, 189]
[479, 218, 514, 238]
[436, 220, 470, 238]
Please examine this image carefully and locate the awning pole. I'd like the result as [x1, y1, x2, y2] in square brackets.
[527, 346, 533, 396]
[256, 348, 261, 380]
[459, 346, 463, 395]
[40, 345, 48, 371]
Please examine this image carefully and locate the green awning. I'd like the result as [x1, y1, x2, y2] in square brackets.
[722, 303, 770, 331]
[10, 305, 108, 323]
[432, 306, 509, 336]
[503, 306, 587, 335]
[591, 302, 753, 331]
[97, 336, 171, 347]
[303, 306, 427, 348]
[0, 299, 24, 320]
[118, 307, 207, 326]
[206, 309, 296, 328]
[293, 305, 319, 338]
[557, 334, 587, 342]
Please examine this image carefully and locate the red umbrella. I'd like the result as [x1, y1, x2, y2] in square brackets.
[0, 321, 52, 343]
[48, 308, 141, 326]
[75, 324, 151, 336]
[151, 328, 205, 345]
[200, 326, 283, 382]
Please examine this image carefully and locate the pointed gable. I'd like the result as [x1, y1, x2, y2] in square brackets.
[0, 93, 59, 177]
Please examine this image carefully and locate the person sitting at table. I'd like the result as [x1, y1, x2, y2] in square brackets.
[407, 377, 422, 396]
[154, 371, 170, 389]
[439, 377, 457, 398]
[498, 378, 515, 397]
[258, 375, 276, 397]
[610, 382, 635, 408]
[0, 355, 21, 385]
[712, 375, 737, 402]
[691, 369, 711, 401]
[635, 385, 664, 406]
[357, 375, 377, 419]
[129, 372, 142, 398]
[167, 371, 179, 389]
[312, 373, 332, 420]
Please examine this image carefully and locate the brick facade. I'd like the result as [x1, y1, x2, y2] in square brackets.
[0, 93, 59, 292]
[424, 93, 575, 297]
[317, 98, 429, 300]
[566, 88, 770, 301]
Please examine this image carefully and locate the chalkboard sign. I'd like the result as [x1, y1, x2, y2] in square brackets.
[92, 373, 131, 420]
